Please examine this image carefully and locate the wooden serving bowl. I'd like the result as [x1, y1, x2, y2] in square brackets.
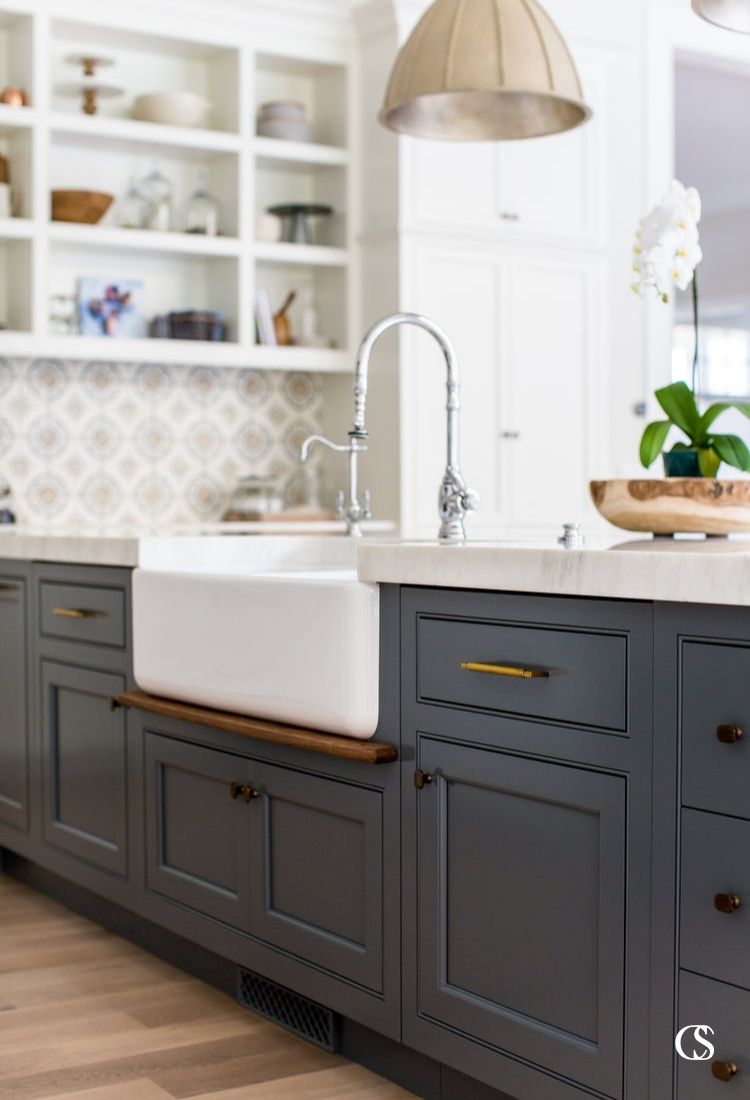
[590, 478, 750, 535]
[51, 190, 114, 224]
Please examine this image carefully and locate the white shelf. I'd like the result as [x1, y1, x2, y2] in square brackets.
[48, 222, 242, 258]
[50, 112, 242, 156]
[0, 332, 354, 372]
[0, 217, 33, 240]
[254, 136, 349, 170]
[1, 334, 247, 366]
[254, 241, 350, 268]
[249, 345, 352, 372]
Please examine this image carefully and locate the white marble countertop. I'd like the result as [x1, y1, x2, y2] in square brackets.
[356, 533, 750, 606]
[0, 521, 394, 568]
[5, 521, 750, 605]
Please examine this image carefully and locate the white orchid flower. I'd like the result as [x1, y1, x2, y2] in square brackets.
[631, 180, 702, 303]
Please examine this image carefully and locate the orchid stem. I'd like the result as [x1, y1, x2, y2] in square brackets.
[691, 270, 700, 397]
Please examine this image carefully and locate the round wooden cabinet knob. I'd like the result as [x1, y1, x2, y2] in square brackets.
[715, 893, 742, 914]
[717, 725, 744, 744]
[712, 1060, 739, 1082]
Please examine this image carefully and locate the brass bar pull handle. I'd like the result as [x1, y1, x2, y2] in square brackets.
[229, 782, 244, 801]
[414, 769, 433, 790]
[712, 1061, 739, 1082]
[52, 607, 98, 620]
[715, 893, 741, 914]
[460, 661, 550, 680]
[717, 724, 743, 744]
[244, 787, 260, 803]
[0, 583, 19, 592]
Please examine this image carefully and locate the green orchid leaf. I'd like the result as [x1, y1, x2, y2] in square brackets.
[711, 434, 750, 473]
[698, 402, 750, 439]
[697, 447, 721, 478]
[639, 420, 671, 468]
[654, 382, 700, 441]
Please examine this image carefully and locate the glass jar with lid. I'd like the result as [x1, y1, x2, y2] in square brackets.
[222, 474, 284, 521]
[185, 172, 220, 236]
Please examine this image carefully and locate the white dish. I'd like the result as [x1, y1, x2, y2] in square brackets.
[133, 91, 211, 129]
[258, 100, 307, 121]
[257, 118, 313, 142]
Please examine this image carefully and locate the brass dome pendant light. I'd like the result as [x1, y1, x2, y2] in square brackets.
[692, 0, 750, 33]
[379, 0, 592, 141]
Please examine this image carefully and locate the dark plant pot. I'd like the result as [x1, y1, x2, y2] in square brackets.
[663, 449, 702, 477]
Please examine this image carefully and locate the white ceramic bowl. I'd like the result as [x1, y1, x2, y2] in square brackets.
[255, 212, 283, 242]
[258, 100, 307, 121]
[257, 118, 313, 142]
[133, 91, 211, 129]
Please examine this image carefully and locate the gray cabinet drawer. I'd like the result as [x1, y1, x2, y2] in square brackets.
[40, 581, 126, 649]
[681, 809, 750, 988]
[416, 614, 627, 731]
[678, 970, 750, 1098]
[682, 642, 750, 819]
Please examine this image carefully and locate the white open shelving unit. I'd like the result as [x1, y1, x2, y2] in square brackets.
[0, 0, 359, 371]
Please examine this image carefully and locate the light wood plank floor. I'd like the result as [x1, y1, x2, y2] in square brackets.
[0, 874, 417, 1100]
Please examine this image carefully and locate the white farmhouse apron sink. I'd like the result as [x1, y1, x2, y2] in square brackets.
[133, 537, 379, 739]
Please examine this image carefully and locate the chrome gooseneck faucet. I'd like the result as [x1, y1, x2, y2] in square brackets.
[301, 312, 479, 543]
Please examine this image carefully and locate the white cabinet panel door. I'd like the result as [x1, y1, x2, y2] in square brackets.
[404, 140, 498, 231]
[500, 253, 604, 529]
[494, 55, 605, 246]
[403, 245, 502, 539]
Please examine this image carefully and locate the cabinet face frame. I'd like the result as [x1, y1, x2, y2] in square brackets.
[0, 565, 31, 833]
[402, 586, 656, 1100]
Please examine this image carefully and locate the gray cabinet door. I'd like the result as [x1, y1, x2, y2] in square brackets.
[41, 660, 127, 876]
[144, 733, 251, 928]
[247, 761, 384, 992]
[0, 573, 29, 832]
[414, 737, 626, 1099]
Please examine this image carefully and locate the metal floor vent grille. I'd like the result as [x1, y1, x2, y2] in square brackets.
[237, 968, 339, 1052]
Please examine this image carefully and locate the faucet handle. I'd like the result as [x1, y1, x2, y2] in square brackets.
[362, 489, 372, 521]
[462, 487, 480, 513]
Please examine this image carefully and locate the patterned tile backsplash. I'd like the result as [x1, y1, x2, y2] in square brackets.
[0, 359, 325, 527]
